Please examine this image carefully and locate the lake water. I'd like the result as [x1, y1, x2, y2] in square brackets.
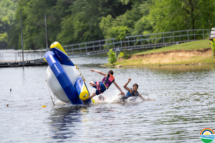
[1, 56, 215, 143]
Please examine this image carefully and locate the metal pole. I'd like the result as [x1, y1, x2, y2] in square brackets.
[187, 30, 189, 41]
[173, 32, 174, 42]
[45, 15, 48, 51]
[194, 30, 195, 40]
[99, 41, 101, 51]
[20, 11, 24, 69]
[203, 30, 204, 39]
[163, 34, 164, 43]
[141, 36, 142, 45]
[208, 30, 210, 39]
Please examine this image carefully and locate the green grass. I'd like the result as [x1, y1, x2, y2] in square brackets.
[106, 39, 215, 66]
[135, 39, 210, 55]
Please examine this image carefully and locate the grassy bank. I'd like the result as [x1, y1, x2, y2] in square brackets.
[134, 40, 210, 55]
[112, 40, 215, 66]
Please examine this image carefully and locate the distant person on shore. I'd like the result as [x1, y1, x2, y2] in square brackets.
[86, 69, 124, 100]
[121, 78, 155, 102]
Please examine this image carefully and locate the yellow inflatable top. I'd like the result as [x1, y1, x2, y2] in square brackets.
[50, 41, 67, 55]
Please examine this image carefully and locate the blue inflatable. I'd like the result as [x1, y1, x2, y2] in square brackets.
[44, 42, 93, 105]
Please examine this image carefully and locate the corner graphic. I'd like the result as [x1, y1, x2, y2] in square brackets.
[200, 128, 215, 143]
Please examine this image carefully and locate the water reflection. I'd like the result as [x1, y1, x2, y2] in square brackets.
[2, 61, 215, 142]
[49, 107, 85, 141]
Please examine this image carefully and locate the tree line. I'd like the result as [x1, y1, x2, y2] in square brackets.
[1, 0, 215, 50]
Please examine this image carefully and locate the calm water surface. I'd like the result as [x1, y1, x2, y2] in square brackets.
[1, 56, 215, 143]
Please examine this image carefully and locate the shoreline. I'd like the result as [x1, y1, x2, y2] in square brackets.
[102, 48, 215, 68]
[101, 62, 215, 68]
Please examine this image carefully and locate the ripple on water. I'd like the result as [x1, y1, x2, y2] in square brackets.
[1, 60, 215, 142]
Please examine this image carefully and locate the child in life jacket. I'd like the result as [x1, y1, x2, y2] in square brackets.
[86, 69, 125, 100]
[122, 78, 154, 101]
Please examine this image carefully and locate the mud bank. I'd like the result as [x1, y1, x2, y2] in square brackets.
[115, 48, 215, 66]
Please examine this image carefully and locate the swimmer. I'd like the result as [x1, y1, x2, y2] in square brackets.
[121, 78, 154, 102]
[86, 69, 125, 100]
[98, 95, 105, 102]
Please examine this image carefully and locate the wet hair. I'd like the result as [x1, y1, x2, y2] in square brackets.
[133, 84, 138, 88]
[108, 70, 114, 75]
[98, 95, 105, 101]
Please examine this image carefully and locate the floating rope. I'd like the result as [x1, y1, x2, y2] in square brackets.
[74, 64, 86, 82]
[46, 79, 55, 106]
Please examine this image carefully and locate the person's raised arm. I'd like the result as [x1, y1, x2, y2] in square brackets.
[113, 81, 125, 95]
[138, 94, 146, 101]
[123, 78, 132, 92]
[90, 69, 106, 76]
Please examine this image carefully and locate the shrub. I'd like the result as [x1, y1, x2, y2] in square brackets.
[118, 52, 124, 58]
[123, 49, 131, 59]
[211, 39, 215, 57]
[107, 49, 117, 64]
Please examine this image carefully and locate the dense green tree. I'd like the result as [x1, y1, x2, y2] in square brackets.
[147, 0, 215, 33]
[0, 0, 17, 49]
[8, 0, 131, 49]
[8, 0, 73, 50]
[132, 0, 153, 35]
[111, 26, 129, 41]
[100, 0, 145, 39]
[57, 0, 131, 45]
[4, 0, 215, 50]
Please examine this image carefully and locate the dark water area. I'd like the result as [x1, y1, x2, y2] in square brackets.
[1, 56, 215, 142]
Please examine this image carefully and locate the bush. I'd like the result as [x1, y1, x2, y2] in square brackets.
[211, 39, 215, 57]
[107, 49, 117, 64]
[118, 52, 124, 58]
[123, 49, 131, 59]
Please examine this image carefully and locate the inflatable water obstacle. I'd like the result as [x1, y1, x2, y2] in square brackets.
[44, 42, 93, 105]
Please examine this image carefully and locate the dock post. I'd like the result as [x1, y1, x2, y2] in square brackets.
[45, 15, 48, 51]
[20, 11, 24, 69]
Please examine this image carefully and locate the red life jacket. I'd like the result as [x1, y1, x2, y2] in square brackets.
[102, 74, 115, 88]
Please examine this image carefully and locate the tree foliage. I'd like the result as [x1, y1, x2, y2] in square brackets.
[111, 26, 129, 41]
[147, 0, 215, 33]
[0, 0, 17, 49]
[1, 0, 215, 50]
[8, 0, 130, 49]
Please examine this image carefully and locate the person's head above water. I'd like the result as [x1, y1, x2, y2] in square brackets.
[108, 70, 114, 75]
[133, 84, 138, 91]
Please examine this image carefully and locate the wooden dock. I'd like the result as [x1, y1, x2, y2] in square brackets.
[0, 50, 47, 68]
[0, 59, 47, 67]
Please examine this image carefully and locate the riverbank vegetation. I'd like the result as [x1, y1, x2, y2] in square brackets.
[113, 40, 215, 66]
[1, 0, 215, 50]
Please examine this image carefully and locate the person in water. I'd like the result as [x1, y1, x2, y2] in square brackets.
[86, 69, 125, 100]
[121, 78, 154, 101]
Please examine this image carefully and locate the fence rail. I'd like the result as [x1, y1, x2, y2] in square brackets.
[68, 40, 196, 57]
[0, 50, 46, 63]
[0, 29, 211, 62]
[62, 29, 210, 57]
